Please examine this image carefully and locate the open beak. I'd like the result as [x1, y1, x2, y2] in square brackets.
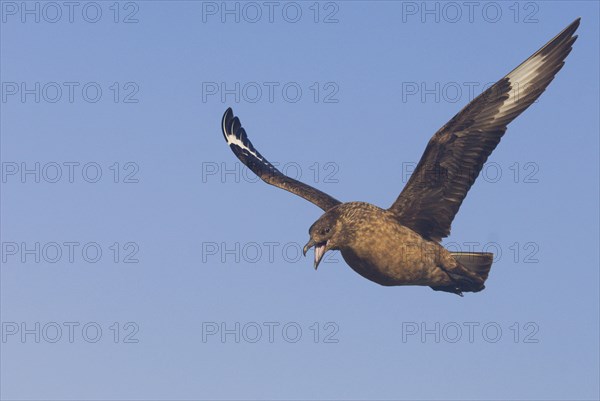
[303, 239, 328, 270]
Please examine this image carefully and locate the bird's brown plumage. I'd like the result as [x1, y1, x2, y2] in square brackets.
[219, 19, 580, 295]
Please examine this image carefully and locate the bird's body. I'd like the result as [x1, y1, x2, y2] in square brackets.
[321, 203, 442, 285]
[218, 19, 580, 295]
[309, 202, 488, 295]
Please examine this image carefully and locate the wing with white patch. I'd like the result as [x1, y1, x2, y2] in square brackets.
[390, 18, 580, 241]
[221, 108, 342, 212]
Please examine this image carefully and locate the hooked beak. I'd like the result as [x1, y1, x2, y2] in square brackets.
[303, 238, 328, 270]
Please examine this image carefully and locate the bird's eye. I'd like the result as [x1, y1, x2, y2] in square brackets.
[323, 227, 331, 234]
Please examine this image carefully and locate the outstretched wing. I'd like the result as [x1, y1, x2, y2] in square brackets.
[221, 108, 342, 212]
[389, 18, 580, 242]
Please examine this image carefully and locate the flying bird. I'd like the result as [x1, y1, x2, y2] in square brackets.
[220, 19, 580, 295]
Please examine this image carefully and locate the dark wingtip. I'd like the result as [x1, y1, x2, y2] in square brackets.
[551, 18, 581, 46]
[221, 107, 235, 142]
[565, 17, 581, 35]
[231, 117, 241, 136]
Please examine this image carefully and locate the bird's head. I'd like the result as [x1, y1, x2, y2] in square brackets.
[302, 202, 381, 269]
[303, 208, 344, 270]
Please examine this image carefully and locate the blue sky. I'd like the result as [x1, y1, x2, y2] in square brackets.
[1, 1, 599, 400]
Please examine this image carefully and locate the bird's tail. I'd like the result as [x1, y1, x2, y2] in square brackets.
[452, 251, 493, 284]
[431, 252, 494, 296]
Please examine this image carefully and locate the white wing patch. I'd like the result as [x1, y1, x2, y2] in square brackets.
[225, 131, 264, 162]
[492, 18, 579, 122]
[498, 51, 547, 119]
